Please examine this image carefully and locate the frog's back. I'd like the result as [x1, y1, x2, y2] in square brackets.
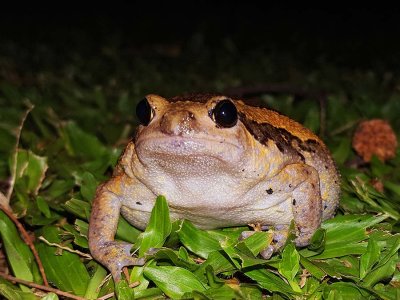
[235, 100, 340, 220]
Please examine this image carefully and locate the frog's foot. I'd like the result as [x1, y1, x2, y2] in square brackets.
[92, 241, 145, 281]
[240, 224, 289, 259]
[259, 224, 289, 259]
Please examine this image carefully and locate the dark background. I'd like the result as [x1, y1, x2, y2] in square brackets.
[1, 4, 400, 69]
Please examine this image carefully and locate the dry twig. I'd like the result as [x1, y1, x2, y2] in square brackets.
[0, 203, 49, 286]
[0, 272, 85, 300]
[6, 101, 34, 202]
[38, 236, 93, 259]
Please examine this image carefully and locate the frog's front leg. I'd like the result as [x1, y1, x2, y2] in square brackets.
[258, 163, 322, 257]
[287, 163, 322, 246]
[88, 177, 144, 281]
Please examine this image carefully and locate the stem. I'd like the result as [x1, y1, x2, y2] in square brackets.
[6, 102, 34, 202]
[0, 272, 85, 300]
[0, 204, 49, 286]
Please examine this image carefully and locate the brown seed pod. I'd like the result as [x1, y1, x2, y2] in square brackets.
[352, 119, 398, 162]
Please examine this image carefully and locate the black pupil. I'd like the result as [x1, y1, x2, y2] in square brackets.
[136, 98, 152, 126]
[213, 99, 238, 128]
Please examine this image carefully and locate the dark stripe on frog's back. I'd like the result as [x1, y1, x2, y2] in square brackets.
[238, 112, 324, 162]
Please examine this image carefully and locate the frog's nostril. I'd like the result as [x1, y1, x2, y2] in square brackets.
[160, 110, 197, 135]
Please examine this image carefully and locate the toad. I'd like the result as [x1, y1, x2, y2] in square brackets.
[89, 94, 340, 280]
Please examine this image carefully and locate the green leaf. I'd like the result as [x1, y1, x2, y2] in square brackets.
[278, 243, 301, 292]
[74, 219, 89, 242]
[116, 216, 142, 244]
[64, 198, 90, 220]
[311, 256, 360, 280]
[36, 196, 51, 218]
[384, 180, 400, 197]
[164, 220, 181, 248]
[307, 241, 367, 259]
[207, 227, 246, 244]
[194, 251, 237, 279]
[205, 265, 224, 288]
[130, 266, 150, 292]
[244, 268, 296, 296]
[192, 285, 238, 300]
[178, 246, 189, 261]
[373, 282, 400, 300]
[0, 278, 38, 300]
[222, 243, 267, 269]
[239, 231, 271, 256]
[62, 223, 88, 248]
[323, 214, 386, 245]
[36, 226, 90, 296]
[0, 211, 40, 291]
[375, 235, 400, 267]
[152, 248, 197, 271]
[362, 251, 398, 287]
[59, 121, 109, 160]
[75, 171, 98, 202]
[84, 262, 108, 300]
[41, 293, 59, 300]
[359, 236, 380, 279]
[177, 220, 221, 259]
[130, 255, 154, 293]
[236, 285, 264, 300]
[12, 149, 48, 195]
[299, 256, 326, 280]
[305, 214, 387, 259]
[115, 279, 135, 300]
[137, 195, 172, 256]
[332, 137, 352, 164]
[323, 282, 373, 300]
[301, 276, 323, 298]
[195, 283, 264, 300]
[308, 227, 326, 253]
[349, 177, 400, 221]
[144, 265, 206, 299]
[278, 244, 299, 281]
[44, 179, 75, 200]
[135, 287, 164, 299]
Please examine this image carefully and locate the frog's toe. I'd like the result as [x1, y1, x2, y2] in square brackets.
[111, 255, 145, 281]
[239, 230, 255, 240]
[260, 245, 274, 259]
[93, 241, 145, 281]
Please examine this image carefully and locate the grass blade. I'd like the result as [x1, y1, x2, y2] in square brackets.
[137, 195, 172, 256]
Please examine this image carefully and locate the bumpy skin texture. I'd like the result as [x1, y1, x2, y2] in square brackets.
[88, 94, 341, 280]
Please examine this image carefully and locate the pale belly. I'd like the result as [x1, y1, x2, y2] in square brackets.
[120, 195, 293, 230]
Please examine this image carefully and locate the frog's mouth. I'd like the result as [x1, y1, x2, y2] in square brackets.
[135, 135, 246, 166]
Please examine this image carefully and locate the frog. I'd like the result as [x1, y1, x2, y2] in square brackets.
[88, 93, 341, 280]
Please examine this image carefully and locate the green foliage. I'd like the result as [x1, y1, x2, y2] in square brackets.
[137, 195, 172, 257]
[144, 266, 207, 299]
[0, 211, 41, 291]
[0, 278, 38, 300]
[36, 226, 90, 296]
[0, 31, 399, 300]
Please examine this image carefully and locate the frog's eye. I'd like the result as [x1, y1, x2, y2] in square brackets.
[212, 99, 238, 128]
[136, 98, 154, 126]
